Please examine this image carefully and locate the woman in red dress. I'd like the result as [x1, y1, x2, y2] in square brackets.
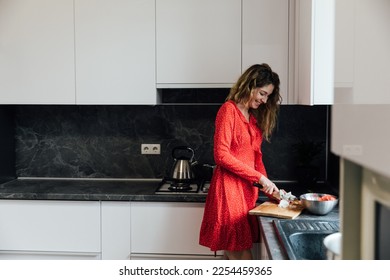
[199, 64, 281, 260]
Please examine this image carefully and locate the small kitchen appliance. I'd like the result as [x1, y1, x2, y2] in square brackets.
[154, 146, 212, 195]
[169, 146, 195, 190]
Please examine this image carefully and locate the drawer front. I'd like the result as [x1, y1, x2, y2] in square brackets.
[101, 201, 131, 260]
[0, 200, 100, 252]
[130, 202, 222, 256]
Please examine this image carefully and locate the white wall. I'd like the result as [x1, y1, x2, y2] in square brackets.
[334, 0, 390, 104]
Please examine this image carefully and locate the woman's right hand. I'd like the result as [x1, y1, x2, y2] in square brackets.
[259, 176, 279, 194]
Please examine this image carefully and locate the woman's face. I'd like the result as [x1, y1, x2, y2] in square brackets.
[248, 84, 274, 109]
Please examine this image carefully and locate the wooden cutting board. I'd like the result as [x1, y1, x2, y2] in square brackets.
[249, 201, 304, 219]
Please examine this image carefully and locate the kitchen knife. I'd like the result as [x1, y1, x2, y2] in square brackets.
[253, 182, 298, 205]
[253, 182, 281, 202]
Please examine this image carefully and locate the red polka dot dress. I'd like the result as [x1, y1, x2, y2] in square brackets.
[199, 101, 267, 252]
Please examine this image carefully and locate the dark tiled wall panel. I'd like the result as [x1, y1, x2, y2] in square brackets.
[14, 104, 329, 181]
[0, 106, 15, 182]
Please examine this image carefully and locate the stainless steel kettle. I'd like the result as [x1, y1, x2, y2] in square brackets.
[170, 146, 195, 183]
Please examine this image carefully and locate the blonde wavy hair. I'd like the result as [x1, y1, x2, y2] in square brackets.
[226, 63, 282, 142]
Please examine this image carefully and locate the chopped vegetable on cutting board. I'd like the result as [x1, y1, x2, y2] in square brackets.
[277, 189, 297, 208]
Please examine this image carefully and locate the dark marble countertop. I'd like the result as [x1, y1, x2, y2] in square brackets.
[0, 178, 208, 202]
[0, 178, 338, 208]
[0, 178, 296, 203]
[257, 206, 340, 260]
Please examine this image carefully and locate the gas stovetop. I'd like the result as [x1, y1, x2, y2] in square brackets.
[154, 178, 209, 195]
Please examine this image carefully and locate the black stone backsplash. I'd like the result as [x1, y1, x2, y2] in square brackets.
[14, 104, 330, 182]
[0, 106, 15, 182]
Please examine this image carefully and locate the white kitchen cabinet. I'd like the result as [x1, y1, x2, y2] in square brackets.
[333, 0, 354, 104]
[0, 0, 75, 104]
[130, 202, 223, 259]
[242, 0, 290, 103]
[0, 200, 101, 260]
[156, 0, 241, 88]
[75, 0, 156, 104]
[294, 0, 335, 105]
[0, 0, 156, 105]
[101, 201, 131, 260]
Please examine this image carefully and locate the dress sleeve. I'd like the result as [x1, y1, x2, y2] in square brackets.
[213, 103, 264, 184]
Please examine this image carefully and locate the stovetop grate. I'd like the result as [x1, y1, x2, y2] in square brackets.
[154, 177, 208, 194]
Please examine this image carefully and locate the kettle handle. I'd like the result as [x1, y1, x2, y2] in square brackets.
[172, 146, 195, 161]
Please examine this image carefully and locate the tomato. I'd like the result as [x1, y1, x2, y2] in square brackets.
[319, 195, 336, 201]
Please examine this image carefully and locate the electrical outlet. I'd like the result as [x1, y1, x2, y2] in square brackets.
[141, 144, 161, 155]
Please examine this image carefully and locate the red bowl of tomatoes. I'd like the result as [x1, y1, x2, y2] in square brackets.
[300, 193, 339, 215]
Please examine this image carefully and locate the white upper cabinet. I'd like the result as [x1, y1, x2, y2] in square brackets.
[156, 0, 241, 88]
[0, 0, 156, 105]
[294, 0, 335, 105]
[75, 0, 156, 104]
[242, 0, 290, 103]
[0, 0, 75, 104]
